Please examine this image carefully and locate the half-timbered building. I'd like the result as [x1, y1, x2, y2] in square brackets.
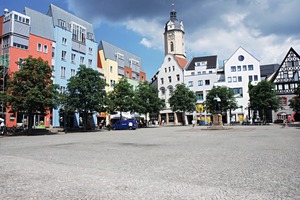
[270, 47, 300, 122]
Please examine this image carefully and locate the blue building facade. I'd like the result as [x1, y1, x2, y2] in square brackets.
[47, 4, 98, 127]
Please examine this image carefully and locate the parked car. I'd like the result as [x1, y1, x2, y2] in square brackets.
[111, 119, 138, 130]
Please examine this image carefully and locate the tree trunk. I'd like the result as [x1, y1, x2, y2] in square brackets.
[27, 111, 33, 135]
[83, 111, 87, 131]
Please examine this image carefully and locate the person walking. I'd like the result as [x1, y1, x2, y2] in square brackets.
[192, 119, 195, 128]
[0, 119, 5, 134]
[282, 118, 288, 128]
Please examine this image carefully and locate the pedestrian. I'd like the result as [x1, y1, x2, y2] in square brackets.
[0, 120, 4, 134]
[192, 119, 195, 128]
[282, 118, 288, 128]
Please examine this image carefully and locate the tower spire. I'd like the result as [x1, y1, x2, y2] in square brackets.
[170, 0, 176, 20]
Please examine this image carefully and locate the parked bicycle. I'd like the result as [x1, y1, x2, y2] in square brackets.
[5, 126, 27, 136]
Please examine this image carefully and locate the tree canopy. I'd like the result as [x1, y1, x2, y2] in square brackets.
[6, 56, 60, 134]
[205, 86, 238, 114]
[169, 83, 196, 112]
[106, 78, 135, 116]
[65, 65, 106, 130]
[248, 80, 280, 123]
[289, 81, 300, 112]
[135, 81, 165, 120]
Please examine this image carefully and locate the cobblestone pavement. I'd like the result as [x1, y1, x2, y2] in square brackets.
[0, 125, 299, 200]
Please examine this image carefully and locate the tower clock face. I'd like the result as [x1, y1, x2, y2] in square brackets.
[168, 32, 174, 40]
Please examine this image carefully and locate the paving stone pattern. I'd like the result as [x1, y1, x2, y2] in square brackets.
[0, 125, 299, 199]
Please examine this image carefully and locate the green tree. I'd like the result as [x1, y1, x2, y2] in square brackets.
[169, 83, 196, 125]
[6, 56, 59, 134]
[289, 81, 300, 112]
[66, 65, 106, 131]
[135, 82, 165, 124]
[106, 78, 135, 119]
[205, 86, 238, 115]
[248, 80, 280, 124]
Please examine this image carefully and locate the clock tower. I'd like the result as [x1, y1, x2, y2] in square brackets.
[164, 2, 186, 58]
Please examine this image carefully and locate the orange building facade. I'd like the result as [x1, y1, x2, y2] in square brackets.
[0, 9, 53, 128]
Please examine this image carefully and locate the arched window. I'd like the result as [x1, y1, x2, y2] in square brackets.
[170, 42, 174, 52]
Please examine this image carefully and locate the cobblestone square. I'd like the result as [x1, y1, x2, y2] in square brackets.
[0, 125, 300, 199]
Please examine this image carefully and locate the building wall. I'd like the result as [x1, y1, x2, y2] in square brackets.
[217, 47, 260, 123]
[184, 63, 218, 124]
[51, 27, 98, 127]
[157, 54, 185, 124]
[98, 49, 119, 93]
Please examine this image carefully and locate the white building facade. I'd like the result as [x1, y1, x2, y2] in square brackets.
[215, 47, 261, 123]
[184, 56, 218, 125]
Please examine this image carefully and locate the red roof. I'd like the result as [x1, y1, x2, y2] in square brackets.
[174, 55, 187, 69]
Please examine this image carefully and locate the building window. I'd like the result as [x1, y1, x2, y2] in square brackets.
[196, 92, 204, 101]
[198, 80, 203, 86]
[88, 59, 92, 67]
[89, 47, 92, 54]
[168, 76, 172, 83]
[43, 45, 48, 53]
[60, 86, 66, 94]
[243, 65, 247, 71]
[237, 66, 241, 71]
[58, 19, 66, 28]
[248, 65, 254, 70]
[161, 88, 166, 95]
[231, 66, 236, 72]
[191, 72, 195, 75]
[238, 55, 244, 61]
[62, 37, 67, 45]
[37, 43, 42, 52]
[172, 66, 175, 71]
[165, 68, 167, 73]
[176, 74, 180, 81]
[188, 81, 193, 87]
[228, 77, 232, 83]
[80, 56, 84, 64]
[254, 75, 258, 81]
[161, 78, 164, 84]
[205, 80, 210, 85]
[233, 76, 237, 82]
[110, 66, 113, 72]
[61, 50, 66, 61]
[71, 22, 86, 44]
[168, 67, 171, 72]
[169, 87, 174, 96]
[71, 53, 76, 63]
[61, 66, 66, 78]
[249, 75, 253, 82]
[52, 47, 55, 58]
[280, 97, 288, 106]
[170, 42, 174, 52]
[17, 58, 24, 69]
[232, 87, 243, 97]
[110, 80, 116, 87]
[238, 76, 242, 82]
[71, 69, 76, 77]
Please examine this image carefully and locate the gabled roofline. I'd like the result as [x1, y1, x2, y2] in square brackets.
[225, 46, 260, 63]
[269, 47, 300, 82]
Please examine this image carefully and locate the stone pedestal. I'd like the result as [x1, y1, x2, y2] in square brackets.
[212, 114, 223, 126]
[207, 113, 229, 130]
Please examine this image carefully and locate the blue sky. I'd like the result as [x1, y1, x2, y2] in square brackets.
[1, 0, 300, 80]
